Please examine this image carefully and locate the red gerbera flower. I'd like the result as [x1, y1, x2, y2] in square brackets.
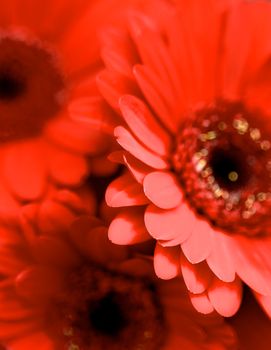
[0, 196, 237, 349]
[0, 0, 149, 223]
[98, 0, 271, 317]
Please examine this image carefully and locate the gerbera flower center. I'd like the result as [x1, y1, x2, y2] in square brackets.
[0, 68, 25, 100]
[52, 265, 165, 350]
[173, 100, 271, 236]
[88, 292, 127, 337]
[208, 146, 249, 191]
[0, 34, 65, 142]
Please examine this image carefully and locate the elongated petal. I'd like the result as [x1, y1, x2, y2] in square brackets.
[189, 292, 214, 315]
[0, 182, 20, 224]
[37, 200, 76, 234]
[207, 231, 236, 282]
[0, 295, 38, 321]
[106, 173, 149, 207]
[145, 202, 194, 242]
[8, 331, 55, 350]
[108, 207, 151, 245]
[15, 266, 65, 302]
[119, 95, 172, 156]
[231, 235, 271, 295]
[3, 140, 46, 200]
[123, 153, 153, 184]
[30, 236, 81, 268]
[97, 70, 139, 109]
[181, 219, 213, 264]
[222, 1, 271, 100]
[134, 65, 178, 133]
[154, 244, 180, 280]
[0, 319, 40, 341]
[114, 126, 169, 169]
[208, 277, 242, 317]
[180, 254, 213, 294]
[143, 171, 183, 209]
[0, 246, 28, 277]
[69, 218, 128, 264]
[48, 147, 89, 186]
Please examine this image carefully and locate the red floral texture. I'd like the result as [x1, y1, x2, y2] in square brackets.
[98, 0, 271, 317]
[0, 192, 236, 350]
[0, 0, 156, 224]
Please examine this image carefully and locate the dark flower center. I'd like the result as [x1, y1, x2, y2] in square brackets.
[88, 292, 126, 337]
[52, 265, 165, 350]
[173, 100, 271, 236]
[0, 35, 65, 142]
[209, 147, 249, 191]
[0, 69, 25, 100]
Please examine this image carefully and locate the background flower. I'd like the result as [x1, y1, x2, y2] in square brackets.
[0, 0, 152, 224]
[0, 194, 237, 350]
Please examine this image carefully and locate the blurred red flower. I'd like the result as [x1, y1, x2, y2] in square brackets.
[0, 0, 149, 223]
[0, 192, 237, 349]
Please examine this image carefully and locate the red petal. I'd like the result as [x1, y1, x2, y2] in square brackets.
[53, 189, 89, 213]
[222, 1, 271, 100]
[0, 181, 20, 224]
[0, 246, 28, 277]
[0, 320, 40, 341]
[206, 231, 236, 282]
[170, 0, 228, 106]
[97, 70, 139, 110]
[3, 140, 46, 200]
[37, 200, 76, 234]
[10, 0, 89, 42]
[30, 236, 80, 268]
[114, 126, 169, 169]
[100, 25, 136, 79]
[144, 202, 193, 242]
[123, 153, 153, 184]
[180, 254, 213, 294]
[134, 64, 180, 133]
[0, 298, 37, 321]
[69, 218, 128, 264]
[59, 0, 136, 75]
[102, 47, 134, 79]
[108, 207, 151, 245]
[15, 266, 65, 302]
[46, 116, 108, 155]
[181, 219, 213, 264]
[129, 14, 184, 127]
[8, 331, 54, 350]
[0, 226, 22, 245]
[106, 173, 149, 207]
[189, 292, 214, 315]
[48, 147, 89, 186]
[231, 235, 271, 295]
[90, 154, 118, 177]
[154, 243, 180, 280]
[208, 277, 242, 317]
[119, 95, 172, 156]
[69, 95, 120, 133]
[143, 171, 182, 209]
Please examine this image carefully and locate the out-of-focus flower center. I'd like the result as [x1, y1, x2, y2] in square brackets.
[0, 34, 65, 142]
[51, 265, 165, 350]
[173, 100, 271, 236]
